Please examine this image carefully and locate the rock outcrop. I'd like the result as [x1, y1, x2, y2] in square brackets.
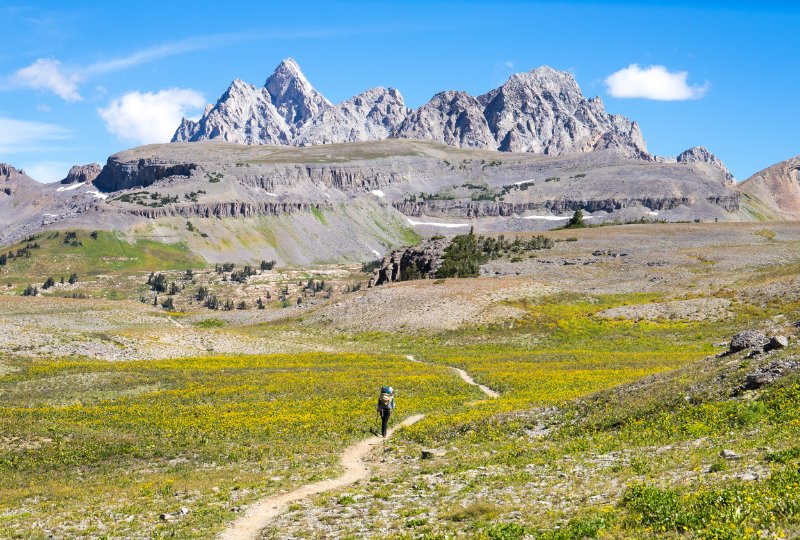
[739, 154, 800, 219]
[745, 357, 799, 389]
[173, 59, 649, 159]
[369, 237, 450, 286]
[61, 163, 102, 185]
[729, 330, 770, 352]
[677, 147, 734, 184]
[94, 157, 196, 192]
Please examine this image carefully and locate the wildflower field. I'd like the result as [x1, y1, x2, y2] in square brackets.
[0, 353, 481, 538]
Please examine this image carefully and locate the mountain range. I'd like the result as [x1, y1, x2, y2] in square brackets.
[173, 58, 649, 159]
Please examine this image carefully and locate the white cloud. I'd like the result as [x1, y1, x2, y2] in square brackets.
[23, 160, 72, 183]
[13, 58, 82, 102]
[0, 116, 71, 153]
[605, 64, 709, 101]
[36, 103, 51, 112]
[503, 60, 515, 69]
[97, 88, 205, 145]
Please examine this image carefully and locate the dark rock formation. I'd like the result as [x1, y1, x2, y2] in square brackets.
[94, 159, 197, 192]
[124, 201, 332, 219]
[392, 195, 739, 218]
[61, 163, 102, 185]
[369, 237, 450, 286]
[729, 330, 770, 352]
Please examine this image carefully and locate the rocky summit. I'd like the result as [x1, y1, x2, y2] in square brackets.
[173, 59, 648, 159]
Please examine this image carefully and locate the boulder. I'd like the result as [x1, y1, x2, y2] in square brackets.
[768, 335, 789, 350]
[729, 330, 769, 352]
[720, 449, 740, 460]
[744, 358, 800, 389]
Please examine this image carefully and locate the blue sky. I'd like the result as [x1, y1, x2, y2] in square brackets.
[1, 0, 798, 182]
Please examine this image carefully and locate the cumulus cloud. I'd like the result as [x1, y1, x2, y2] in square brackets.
[605, 64, 709, 101]
[0, 116, 71, 153]
[13, 58, 82, 102]
[97, 88, 205, 145]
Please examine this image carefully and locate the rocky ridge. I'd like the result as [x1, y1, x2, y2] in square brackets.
[677, 147, 734, 184]
[173, 59, 648, 159]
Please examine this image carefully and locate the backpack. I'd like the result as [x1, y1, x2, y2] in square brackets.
[379, 389, 393, 409]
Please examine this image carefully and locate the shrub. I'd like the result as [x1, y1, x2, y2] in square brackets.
[565, 209, 586, 229]
[436, 227, 485, 278]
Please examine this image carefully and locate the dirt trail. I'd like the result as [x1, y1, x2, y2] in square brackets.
[218, 414, 424, 540]
[406, 355, 500, 399]
[219, 356, 498, 539]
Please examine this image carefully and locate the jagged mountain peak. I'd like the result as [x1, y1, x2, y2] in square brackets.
[268, 58, 312, 91]
[265, 58, 331, 129]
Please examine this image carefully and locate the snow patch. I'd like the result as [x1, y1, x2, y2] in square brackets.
[85, 190, 108, 200]
[513, 179, 536, 186]
[647, 211, 659, 216]
[520, 214, 595, 221]
[370, 189, 385, 198]
[56, 183, 84, 192]
[264, 192, 278, 197]
[371, 249, 382, 258]
[407, 218, 470, 229]
[520, 215, 569, 221]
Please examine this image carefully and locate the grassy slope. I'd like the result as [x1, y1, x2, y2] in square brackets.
[0, 230, 204, 285]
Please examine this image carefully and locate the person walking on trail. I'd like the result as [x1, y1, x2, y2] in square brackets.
[377, 385, 395, 437]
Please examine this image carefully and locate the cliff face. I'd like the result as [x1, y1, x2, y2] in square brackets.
[392, 195, 740, 218]
[93, 158, 197, 192]
[173, 59, 649, 160]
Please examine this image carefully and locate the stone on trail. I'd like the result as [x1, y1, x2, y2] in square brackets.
[729, 330, 769, 352]
[720, 449, 740, 460]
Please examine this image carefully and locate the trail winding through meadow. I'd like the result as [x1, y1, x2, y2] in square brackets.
[218, 355, 499, 540]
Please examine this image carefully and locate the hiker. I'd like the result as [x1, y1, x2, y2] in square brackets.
[376, 385, 395, 437]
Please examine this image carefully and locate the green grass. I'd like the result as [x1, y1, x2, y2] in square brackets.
[310, 206, 327, 225]
[0, 230, 205, 282]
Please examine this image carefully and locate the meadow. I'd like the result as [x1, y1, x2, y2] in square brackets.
[1, 221, 799, 539]
[0, 353, 480, 538]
